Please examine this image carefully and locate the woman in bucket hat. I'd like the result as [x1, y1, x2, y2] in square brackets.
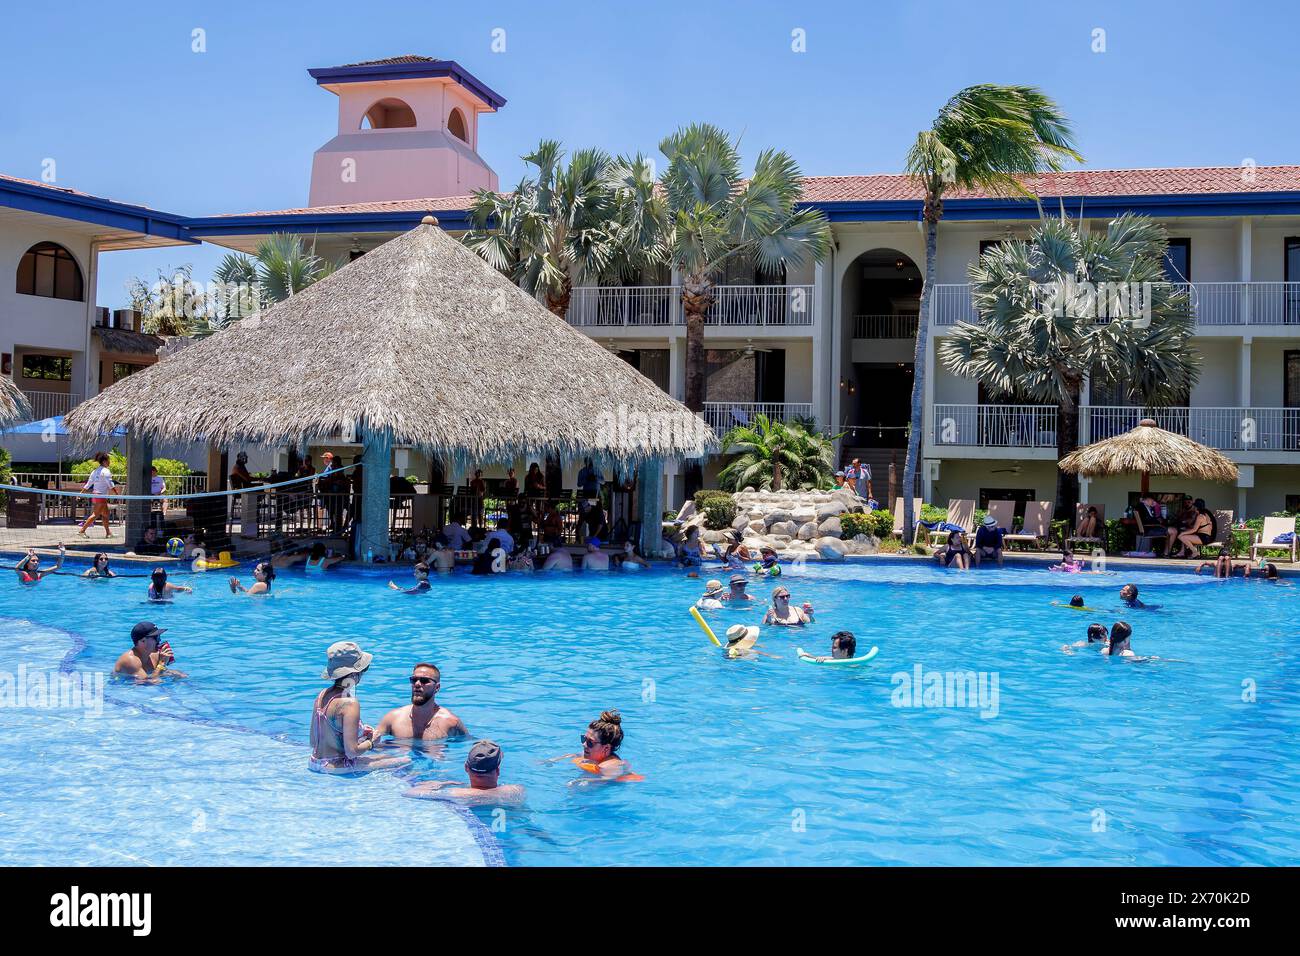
[309, 641, 410, 774]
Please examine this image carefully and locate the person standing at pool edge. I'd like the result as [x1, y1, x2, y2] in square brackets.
[76, 452, 117, 539]
[373, 663, 468, 742]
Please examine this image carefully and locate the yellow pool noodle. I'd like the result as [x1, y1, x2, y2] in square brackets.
[689, 605, 722, 647]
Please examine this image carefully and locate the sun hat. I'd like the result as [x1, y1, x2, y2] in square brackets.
[465, 739, 503, 774]
[321, 640, 373, 680]
[704, 579, 725, 597]
[729, 573, 748, 586]
[131, 621, 166, 644]
[725, 624, 760, 652]
[982, 514, 997, 527]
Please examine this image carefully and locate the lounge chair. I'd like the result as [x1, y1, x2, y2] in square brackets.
[891, 496, 923, 543]
[1066, 503, 1106, 553]
[1249, 515, 1298, 563]
[927, 498, 975, 548]
[995, 500, 1052, 550]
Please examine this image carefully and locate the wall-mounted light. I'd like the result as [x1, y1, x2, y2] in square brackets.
[895, 257, 906, 271]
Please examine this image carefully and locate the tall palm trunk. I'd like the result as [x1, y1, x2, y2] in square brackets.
[681, 274, 714, 499]
[544, 276, 573, 318]
[1054, 375, 1083, 521]
[902, 213, 939, 543]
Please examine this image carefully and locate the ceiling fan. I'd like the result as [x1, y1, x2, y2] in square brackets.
[991, 463, 1024, 475]
[741, 338, 772, 357]
[604, 339, 634, 355]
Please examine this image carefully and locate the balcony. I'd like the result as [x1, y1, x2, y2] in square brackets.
[20, 390, 84, 421]
[930, 282, 1300, 329]
[853, 313, 919, 338]
[703, 401, 814, 433]
[1087, 406, 1300, 452]
[565, 284, 815, 329]
[931, 404, 1058, 449]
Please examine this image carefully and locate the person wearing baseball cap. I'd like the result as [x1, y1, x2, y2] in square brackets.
[113, 622, 184, 680]
[404, 739, 526, 806]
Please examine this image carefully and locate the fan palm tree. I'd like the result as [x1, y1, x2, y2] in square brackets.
[647, 123, 831, 495]
[938, 213, 1200, 517]
[717, 414, 837, 492]
[901, 85, 1081, 540]
[464, 140, 627, 316]
[251, 233, 338, 303]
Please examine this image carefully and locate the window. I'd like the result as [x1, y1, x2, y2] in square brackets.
[16, 242, 84, 301]
[360, 98, 416, 130]
[447, 108, 468, 142]
[1164, 238, 1191, 282]
[114, 362, 146, 383]
[21, 354, 72, 381]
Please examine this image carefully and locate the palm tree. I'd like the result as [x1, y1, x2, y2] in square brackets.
[464, 140, 626, 316]
[938, 213, 1199, 517]
[251, 233, 338, 303]
[649, 123, 832, 496]
[127, 264, 206, 336]
[210, 252, 259, 329]
[716, 414, 838, 492]
[901, 85, 1081, 541]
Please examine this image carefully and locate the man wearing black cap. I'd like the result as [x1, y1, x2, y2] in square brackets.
[113, 622, 184, 680]
[404, 739, 526, 806]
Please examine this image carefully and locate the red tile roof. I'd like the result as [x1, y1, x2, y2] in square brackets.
[336, 55, 438, 67]
[0, 172, 164, 210]
[800, 166, 1300, 203]
[212, 194, 478, 218]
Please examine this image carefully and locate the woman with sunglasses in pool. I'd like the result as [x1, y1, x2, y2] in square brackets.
[81, 552, 116, 579]
[762, 584, 814, 626]
[548, 710, 643, 784]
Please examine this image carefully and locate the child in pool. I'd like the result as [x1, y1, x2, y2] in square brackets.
[802, 630, 857, 663]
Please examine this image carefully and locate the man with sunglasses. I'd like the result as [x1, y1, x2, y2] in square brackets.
[373, 663, 468, 743]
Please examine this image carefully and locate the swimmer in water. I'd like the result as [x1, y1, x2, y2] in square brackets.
[1119, 583, 1158, 609]
[309, 641, 410, 774]
[148, 567, 192, 601]
[754, 546, 782, 575]
[372, 663, 468, 743]
[113, 621, 186, 680]
[230, 561, 275, 595]
[1070, 595, 1084, 607]
[1062, 622, 1110, 654]
[427, 536, 456, 573]
[696, 579, 726, 611]
[14, 544, 64, 584]
[388, 562, 432, 593]
[546, 710, 641, 784]
[1195, 553, 1249, 578]
[721, 572, 755, 604]
[762, 584, 813, 626]
[403, 740, 526, 807]
[1104, 621, 1136, 658]
[617, 542, 650, 570]
[1050, 548, 1083, 573]
[1246, 560, 1285, 582]
[802, 629, 858, 663]
[724, 623, 774, 660]
[81, 553, 116, 579]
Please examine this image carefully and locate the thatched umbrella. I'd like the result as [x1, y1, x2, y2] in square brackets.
[0, 377, 29, 429]
[1059, 417, 1238, 494]
[66, 217, 714, 556]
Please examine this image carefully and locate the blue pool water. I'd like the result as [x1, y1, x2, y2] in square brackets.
[1, 558, 1297, 866]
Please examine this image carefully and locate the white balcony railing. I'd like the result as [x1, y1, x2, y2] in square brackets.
[852, 313, 919, 338]
[565, 284, 815, 328]
[931, 404, 1058, 448]
[1087, 406, 1300, 452]
[20, 390, 84, 421]
[932, 281, 1300, 328]
[703, 401, 814, 433]
[566, 285, 677, 327]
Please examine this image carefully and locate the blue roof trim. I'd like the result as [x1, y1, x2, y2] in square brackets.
[307, 60, 506, 110]
[0, 178, 194, 242]
[803, 190, 1300, 222]
[185, 208, 474, 237]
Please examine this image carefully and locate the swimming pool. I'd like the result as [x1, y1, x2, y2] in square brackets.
[1, 558, 1297, 866]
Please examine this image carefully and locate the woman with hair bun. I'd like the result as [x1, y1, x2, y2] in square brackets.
[549, 709, 644, 783]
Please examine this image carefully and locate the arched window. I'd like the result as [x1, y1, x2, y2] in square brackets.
[16, 242, 84, 301]
[447, 108, 468, 142]
[360, 98, 417, 130]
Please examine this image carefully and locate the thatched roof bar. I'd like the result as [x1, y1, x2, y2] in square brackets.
[1059, 418, 1239, 482]
[0, 377, 30, 429]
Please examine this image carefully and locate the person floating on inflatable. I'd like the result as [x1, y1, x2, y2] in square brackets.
[797, 629, 879, 666]
[546, 710, 643, 784]
[752, 546, 781, 576]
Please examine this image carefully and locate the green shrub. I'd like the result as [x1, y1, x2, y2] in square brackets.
[70, 449, 193, 492]
[841, 509, 893, 539]
[693, 489, 737, 530]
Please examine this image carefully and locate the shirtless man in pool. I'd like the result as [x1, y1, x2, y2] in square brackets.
[373, 663, 468, 743]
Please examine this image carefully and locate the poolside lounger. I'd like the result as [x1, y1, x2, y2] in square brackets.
[1066, 503, 1106, 553]
[1249, 515, 1297, 563]
[892, 496, 923, 543]
[927, 498, 975, 548]
[996, 500, 1052, 550]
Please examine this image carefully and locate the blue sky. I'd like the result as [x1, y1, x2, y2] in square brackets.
[2, 0, 1296, 306]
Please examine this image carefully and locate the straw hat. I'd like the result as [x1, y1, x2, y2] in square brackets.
[703, 579, 725, 597]
[725, 624, 760, 653]
[321, 640, 373, 680]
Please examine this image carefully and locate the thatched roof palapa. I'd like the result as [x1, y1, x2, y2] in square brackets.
[65, 218, 715, 467]
[1059, 418, 1239, 483]
[0, 377, 30, 429]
